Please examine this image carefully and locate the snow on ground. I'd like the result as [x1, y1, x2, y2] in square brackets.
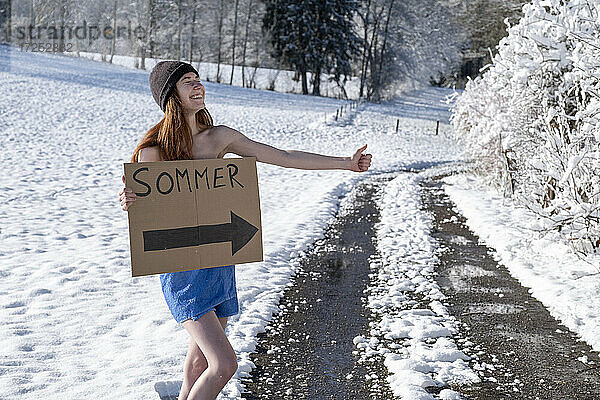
[443, 174, 600, 354]
[75, 51, 361, 99]
[0, 46, 464, 399]
[354, 171, 479, 400]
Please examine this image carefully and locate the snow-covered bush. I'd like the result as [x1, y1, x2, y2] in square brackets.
[451, 0, 600, 254]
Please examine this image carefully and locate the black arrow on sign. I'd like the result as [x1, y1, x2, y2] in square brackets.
[143, 211, 259, 255]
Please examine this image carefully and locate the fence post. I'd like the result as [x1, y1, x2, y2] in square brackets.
[396, 119, 399, 133]
[436, 120, 440, 135]
[335, 109, 339, 121]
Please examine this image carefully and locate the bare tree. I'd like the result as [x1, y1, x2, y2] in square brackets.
[109, 0, 117, 63]
[355, 0, 465, 100]
[0, 0, 11, 43]
[454, 0, 527, 85]
[215, 0, 225, 82]
[357, 0, 371, 98]
[240, 0, 252, 87]
[188, 3, 196, 64]
[148, 0, 156, 58]
[371, 0, 394, 99]
[229, 0, 239, 85]
[176, 0, 182, 60]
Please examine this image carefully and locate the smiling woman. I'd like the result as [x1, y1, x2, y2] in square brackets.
[118, 60, 372, 400]
[178, 73, 207, 108]
[131, 62, 214, 162]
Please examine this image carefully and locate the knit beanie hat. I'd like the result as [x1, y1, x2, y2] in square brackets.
[149, 61, 198, 112]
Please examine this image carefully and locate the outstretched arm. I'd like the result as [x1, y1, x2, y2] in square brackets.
[221, 126, 372, 172]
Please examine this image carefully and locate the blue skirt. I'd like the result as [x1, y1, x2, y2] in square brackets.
[160, 265, 238, 323]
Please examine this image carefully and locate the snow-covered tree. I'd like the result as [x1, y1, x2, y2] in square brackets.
[452, 0, 600, 254]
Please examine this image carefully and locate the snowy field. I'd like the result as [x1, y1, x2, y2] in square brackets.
[0, 47, 461, 399]
[2, 46, 598, 400]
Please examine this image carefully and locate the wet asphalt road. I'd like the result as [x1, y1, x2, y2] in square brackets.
[241, 179, 393, 400]
[421, 176, 600, 400]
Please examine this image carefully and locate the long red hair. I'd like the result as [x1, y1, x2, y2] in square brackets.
[131, 92, 214, 162]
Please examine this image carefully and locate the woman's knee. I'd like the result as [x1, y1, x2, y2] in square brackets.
[188, 354, 208, 373]
[185, 344, 208, 374]
[212, 356, 238, 381]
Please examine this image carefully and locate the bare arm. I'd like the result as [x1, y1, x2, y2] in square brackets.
[221, 126, 371, 172]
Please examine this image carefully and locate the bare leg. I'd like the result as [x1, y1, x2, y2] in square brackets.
[182, 313, 237, 400]
[178, 337, 208, 400]
[178, 317, 229, 400]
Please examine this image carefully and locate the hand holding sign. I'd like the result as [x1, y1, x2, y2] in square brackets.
[350, 144, 372, 172]
[119, 174, 136, 211]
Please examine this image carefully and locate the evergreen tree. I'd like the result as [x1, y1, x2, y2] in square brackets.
[310, 0, 360, 96]
[263, 0, 311, 93]
[263, 0, 359, 95]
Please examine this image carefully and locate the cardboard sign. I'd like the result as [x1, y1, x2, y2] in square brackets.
[123, 157, 263, 277]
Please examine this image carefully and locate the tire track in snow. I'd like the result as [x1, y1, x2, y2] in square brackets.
[358, 170, 478, 400]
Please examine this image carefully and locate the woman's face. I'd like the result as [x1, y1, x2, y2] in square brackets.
[175, 72, 206, 113]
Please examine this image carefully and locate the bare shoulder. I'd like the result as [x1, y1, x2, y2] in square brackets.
[211, 125, 246, 156]
[138, 146, 162, 162]
[212, 124, 243, 140]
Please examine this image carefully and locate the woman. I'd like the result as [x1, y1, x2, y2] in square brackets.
[119, 60, 372, 400]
